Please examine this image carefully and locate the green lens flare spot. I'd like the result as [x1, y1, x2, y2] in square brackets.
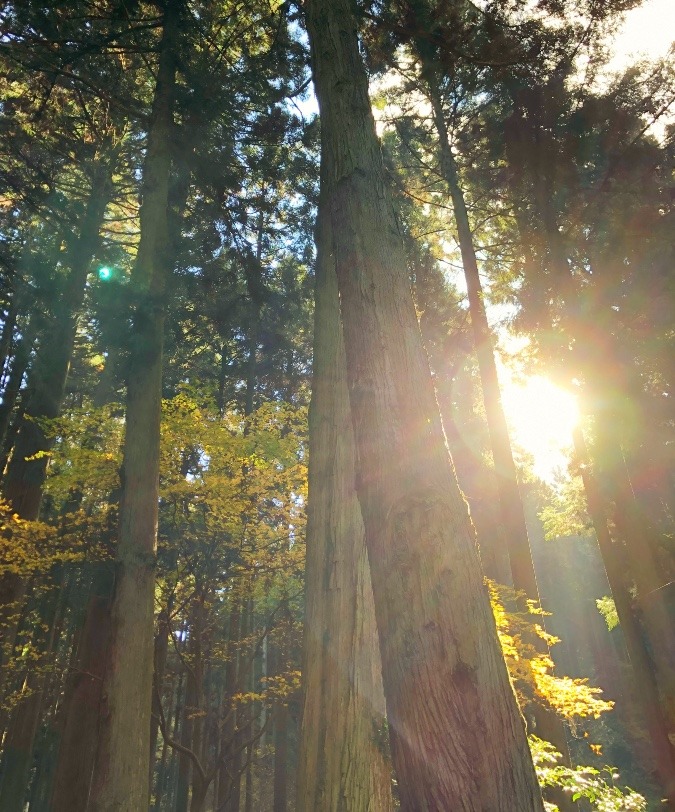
[98, 266, 113, 281]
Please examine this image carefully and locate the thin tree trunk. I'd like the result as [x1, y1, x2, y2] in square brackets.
[157, 669, 184, 812]
[89, 2, 179, 807]
[0, 298, 17, 386]
[296, 196, 393, 812]
[150, 599, 173, 785]
[426, 73, 536, 599]
[272, 637, 288, 812]
[188, 594, 207, 812]
[227, 595, 250, 812]
[175, 647, 196, 812]
[305, 2, 544, 809]
[0, 573, 68, 812]
[220, 595, 242, 812]
[243, 742, 254, 812]
[0, 330, 31, 454]
[573, 426, 675, 807]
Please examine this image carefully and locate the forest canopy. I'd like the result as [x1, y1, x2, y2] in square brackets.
[0, 0, 673, 810]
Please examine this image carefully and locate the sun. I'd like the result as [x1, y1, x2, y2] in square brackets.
[499, 374, 579, 483]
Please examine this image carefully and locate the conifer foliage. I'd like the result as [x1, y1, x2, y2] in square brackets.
[0, 0, 672, 809]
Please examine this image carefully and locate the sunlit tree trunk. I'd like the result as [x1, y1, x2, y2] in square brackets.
[296, 197, 393, 812]
[422, 66, 572, 802]
[89, 2, 179, 807]
[305, 1, 544, 808]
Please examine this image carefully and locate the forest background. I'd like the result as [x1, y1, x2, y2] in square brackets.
[0, 0, 673, 810]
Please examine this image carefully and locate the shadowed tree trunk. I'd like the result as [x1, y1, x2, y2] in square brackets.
[0, 573, 68, 812]
[304, 1, 544, 808]
[50, 564, 115, 812]
[574, 427, 675, 807]
[0, 162, 113, 653]
[296, 196, 394, 812]
[88, 2, 180, 808]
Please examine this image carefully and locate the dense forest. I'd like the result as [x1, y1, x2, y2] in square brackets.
[0, 0, 673, 809]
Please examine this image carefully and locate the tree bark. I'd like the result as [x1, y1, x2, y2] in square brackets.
[573, 427, 675, 807]
[88, 2, 179, 808]
[422, 69, 573, 803]
[594, 427, 675, 743]
[3, 161, 112, 521]
[150, 598, 173, 787]
[305, 2, 544, 809]
[425, 72, 538, 601]
[297, 198, 393, 812]
[0, 160, 113, 666]
[0, 572, 68, 812]
[50, 564, 115, 812]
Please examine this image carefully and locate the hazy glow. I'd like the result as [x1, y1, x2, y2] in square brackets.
[608, 0, 675, 72]
[500, 374, 579, 483]
[98, 266, 113, 281]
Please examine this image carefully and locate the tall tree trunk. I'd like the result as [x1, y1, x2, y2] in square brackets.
[425, 71, 537, 601]
[3, 161, 112, 520]
[187, 593, 207, 812]
[219, 596, 241, 811]
[573, 427, 675, 807]
[0, 572, 67, 812]
[0, 161, 113, 657]
[50, 564, 114, 812]
[89, 2, 179, 807]
[226, 593, 251, 812]
[296, 198, 393, 812]
[594, 427, 675, 742]
[424, 66, 572, 796]
[305, 2, 544, 809]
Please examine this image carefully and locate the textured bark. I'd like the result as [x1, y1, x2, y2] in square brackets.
[596, 438, 675, 743]
[50, 565, 114, 812]
[3, 162, 112, 522]
[88, 2, 178, 808]
[578, 429, 675, 805]
[0, 577, 66, 811]
[297, 201, 394, 812]
[417, 68, 572, 800]
[305, 2, 544, 809]
[0, 166, 112, 663]
[426, 73, 537, 601]
[574, 427, 675, 807]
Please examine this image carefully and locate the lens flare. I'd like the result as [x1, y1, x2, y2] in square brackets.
[500, 375, 579, 482]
